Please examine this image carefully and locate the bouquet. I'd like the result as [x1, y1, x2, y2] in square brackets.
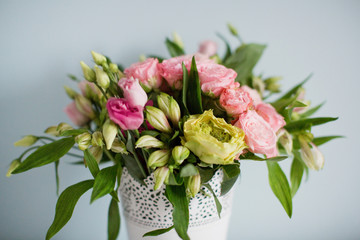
[8, 24, 339, 240]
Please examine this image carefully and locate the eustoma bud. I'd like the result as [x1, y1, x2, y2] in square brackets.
[75, 132, 92, 151]
[299, 135, 324, 171]
[187, 173, 201, 197]
[80, 61, 96, 82]
[91, 51, 107, 66]
[147, 149, 171, 169]
[91, 131, 104, 147]
[94, 66, 110, 89]
[6, 159, 21, 177]
[44, 126, 59, 136]
[110, 139, 128, 154]
[277, 129, 293, 155]
[75, 95, 95, 119]
[153, 166, 170, 191]
[157, 93, 181, 125]
[64, 86, 78, 99]
[103, 119, 118, 150]
[145, 106, 172, 133]
[172, 146, 190, 165]
[135, 135, 164, 149]
[88, 146, 103, 163]
[56, 122, 73, 134]
[14, 135, 38, 147]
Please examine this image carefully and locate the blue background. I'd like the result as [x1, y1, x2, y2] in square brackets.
[1, 0, 359, 239]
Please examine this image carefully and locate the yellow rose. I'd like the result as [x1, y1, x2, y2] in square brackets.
[183, 110, 246, 164]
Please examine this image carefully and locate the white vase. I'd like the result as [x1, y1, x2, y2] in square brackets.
[118, 168, 234, 240]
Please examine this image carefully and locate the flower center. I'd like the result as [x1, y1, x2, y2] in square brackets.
[200, 121, 231, 143]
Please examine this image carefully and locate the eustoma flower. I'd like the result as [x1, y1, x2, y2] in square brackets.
[64, 101, 90, 126]
[234, 110, 278, 158]
[118, 77, 148, 108]
[183, 110, 246, 164]
[124, 58, 162, 91]
[106, 98, 144, 130]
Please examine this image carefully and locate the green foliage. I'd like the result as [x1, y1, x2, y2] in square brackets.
[180, 163, 199, 177]
[91, 165, 118, 203]
[108, 198, 120, 240]
[46, 180, 94, 240]
[143, 226, 174, 237]
[221, 164, 240, 196]
[13, 137, 75, 174]
[267, 162, 292, 218]
[290, 156, 304, 197]
[204, 183, 222, 218]
[165, 38, 185, 57]
[84, 149, 100, 178]
[284, 117, 338, 132]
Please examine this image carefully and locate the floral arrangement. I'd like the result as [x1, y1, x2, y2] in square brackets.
[8, 24, 339, 240]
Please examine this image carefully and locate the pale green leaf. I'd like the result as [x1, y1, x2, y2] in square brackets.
[91, 165, 118, 203]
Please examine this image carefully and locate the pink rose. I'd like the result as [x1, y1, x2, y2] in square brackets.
[234, 110, 278, 158]
[256, 103, 286, 133]
[240, 86, 262, 106]
[198, 40, 217, 57]
[124, 58, 162, 90]
[159, 55, 212, 89]
[106, 98, 144, 130]
[64, 101, 90, 126]
[118, 77, 148, 108]
[220, 87, 253, 116]
[197, 62, 237, 97]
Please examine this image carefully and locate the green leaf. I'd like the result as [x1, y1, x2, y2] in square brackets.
[180, 163, 199, 177]
[204, 183, 222, 218]
[299, 102, 325, 118]
[292, 100, 308, 108]
[126, 131, 147, 178]
[46, 180, 94, 240]
[284, 117, 338, 132]
[167, 171, 184, 186]
[290, 157, 304, 198]
[266, 162, 292, 218]
[241, 152, 288, 162]
[143, 226, 174, 237]
[84, 149, 100, 178]
[165, 38, 185, 57]
[91, 165, 118, 203]
[165, 185, 190, 240]
[221, 165, 240, 196]
[59, 129, 88, 137]
[186, 57, 203, 114]
[181, 62, 190, 115]
[122, 154, 146, 185]
[197, 167, 215, 183]
[140, 130, 160, 137]
[13, 137, 75, 174]
[312, 135, 343, 146]
[108, 198, 120, 240]
[216, 33, 232, 62]
[224, 43, 266, 85]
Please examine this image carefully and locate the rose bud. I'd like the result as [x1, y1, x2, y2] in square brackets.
[187, 173, 201, 197]
[102, 119, 118, 150]
[94, 66, 110, 89]
[80, 61, 96, 82]
[145, 106, 172, 133]
[14, 135, 38, 147]
[147, 149, 171, 169]
[153, 166, 170, 191]
[75, 132, 92, 151]
[135, 135, 164, 149]
[172, 146, 190, 165]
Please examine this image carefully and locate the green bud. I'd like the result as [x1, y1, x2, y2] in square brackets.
[80, 61, 96, 82]
[299, 135, 324, 171]
[210, 54, 221, 64]
[44, 126, 60, 137]
[111, 138, 128, 154]
[187, 173, 201, 197]
[88, 146, 103, 163]
[277, 129, 293, 155]
[264, 76, 282, 92]
[109, 63, 119, 73]
[64, 86, 78, 99]
[148, 149, 171, 169]
[91, 51, 107, 66]
[91, 131, 104, 147]
[227, 23, 238, 36]
[172, 32, 184, 49]
[6, 159, 21, 177]
[135, 135, 164, 149]
[157, 93, 171, 116]
[94, 66, 110, 89]
[153, 166, 170, 191]
[145, 106, 172, 133]
[172, 146, 190, 165]
[14, 135, 38, 147]
[103, 119, 118, 150]
[75, 95, 95, 119]
[252, 76, 265, 97]
[139, 54, 146, 62]
[75, 132, 92, 151]
[57, 122, 73, 134]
